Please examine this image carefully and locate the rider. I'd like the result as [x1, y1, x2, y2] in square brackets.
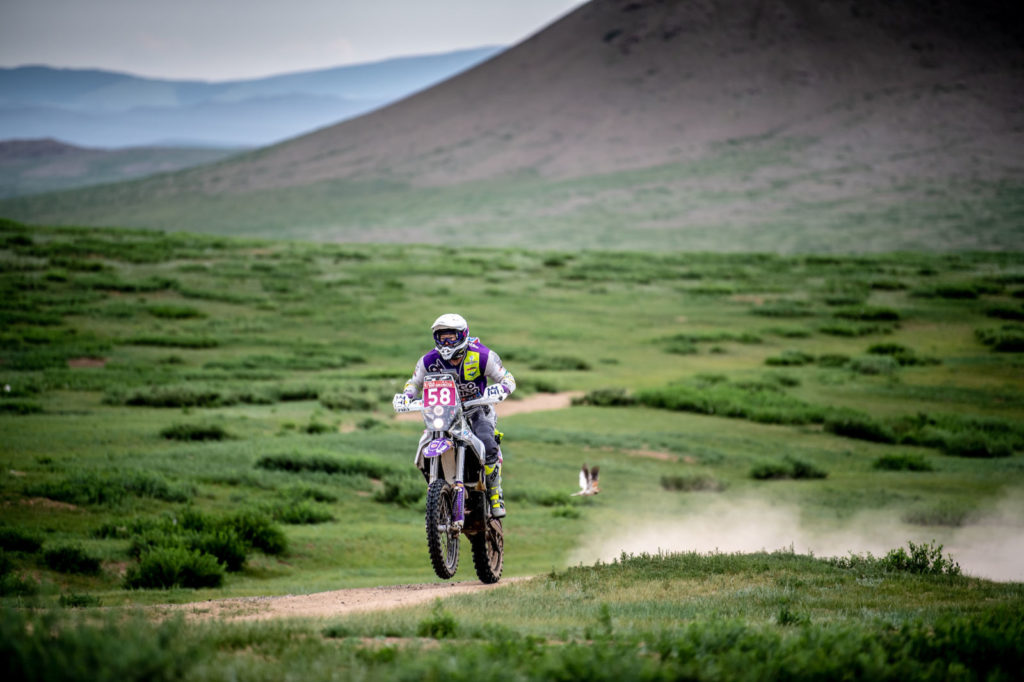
[401, 313, 516, 518]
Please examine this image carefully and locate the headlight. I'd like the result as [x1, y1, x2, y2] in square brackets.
[433, 418, 444, 429]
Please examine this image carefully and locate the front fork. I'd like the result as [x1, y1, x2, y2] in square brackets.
[427, 441, 466, 533]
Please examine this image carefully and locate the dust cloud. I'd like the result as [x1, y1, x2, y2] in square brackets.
[568, 493, 1024, 582]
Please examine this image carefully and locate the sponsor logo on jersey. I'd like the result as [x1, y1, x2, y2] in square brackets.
[463, 351, 481, 380]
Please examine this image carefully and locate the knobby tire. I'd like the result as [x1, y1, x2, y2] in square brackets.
[425, 478, 459, 579]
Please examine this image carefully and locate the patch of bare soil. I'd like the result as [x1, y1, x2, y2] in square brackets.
[171, 578, 526, 622]
[17, 497, 80, 511]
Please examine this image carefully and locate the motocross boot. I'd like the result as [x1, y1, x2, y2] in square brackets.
[485, 462, 506, 519]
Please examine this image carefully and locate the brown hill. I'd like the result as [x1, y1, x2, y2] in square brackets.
[1, 0, 1022, 251]
[196, 0, 1022, 191]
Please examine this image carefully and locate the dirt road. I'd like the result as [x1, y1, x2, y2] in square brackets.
[169, 578, 526, 622]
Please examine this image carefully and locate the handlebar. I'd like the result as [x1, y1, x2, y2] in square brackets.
[393, 394, 503, 413]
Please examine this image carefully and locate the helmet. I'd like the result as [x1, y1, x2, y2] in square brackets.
[432, 313, 469, 361]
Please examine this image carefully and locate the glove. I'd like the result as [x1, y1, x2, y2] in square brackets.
[393, 393, 411, 412]
[484, 384, 507, 402]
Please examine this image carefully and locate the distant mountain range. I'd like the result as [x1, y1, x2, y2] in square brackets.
[0, 47, 501, 148]
[1, 0, 1022, 252]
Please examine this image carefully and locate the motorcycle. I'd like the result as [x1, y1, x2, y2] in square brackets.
[393, 373, 505, 583]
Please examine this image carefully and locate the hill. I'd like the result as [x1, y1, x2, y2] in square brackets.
[0, 138, 242, 198]
[0, 47, 501, 148]
[0, 0, 1022, 251]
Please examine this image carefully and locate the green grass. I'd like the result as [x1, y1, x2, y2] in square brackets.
[0, 221, 1022, 678]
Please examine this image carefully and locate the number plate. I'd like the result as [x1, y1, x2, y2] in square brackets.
[423, 377, 458, 407]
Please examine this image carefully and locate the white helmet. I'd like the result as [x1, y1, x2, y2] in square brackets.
[432, 313, 469, 361]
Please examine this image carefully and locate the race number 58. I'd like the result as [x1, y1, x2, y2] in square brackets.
[424, 384, 455, 406]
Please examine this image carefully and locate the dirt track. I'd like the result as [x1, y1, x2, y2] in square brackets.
[169, 578, 527, 622]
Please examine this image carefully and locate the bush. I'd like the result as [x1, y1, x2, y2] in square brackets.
[873, 454, 934, 472]
[816, 353, 850, 368]
[976, 325, 1024, 352]
[573, 388, 636, 407]
[824, 413, 896, 443]
[124, 546, 224, 589]
[882, 541, 961, 576]
[159, 423, 229, 441]
[751, 457, 827, 480]
[147, 304, 205, 319]
[43, 545, 102, 575]
[318, 392, 375, 411]
[271, 500, 335, 524]
[765, 350, 815, 366]
[867, 343, 939, 366]
[848, 355, 900, 375]
[373, 476, 424, 507]
[660, 475, 725, 492]
[417, 601, 459, 639]
[984, 304, 1024, 321]
[0, 527, 42, 553]
[256, 454, 393, 479]
[225, 510, 287, 555]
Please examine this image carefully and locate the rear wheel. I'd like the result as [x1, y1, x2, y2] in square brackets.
[425, 479, 459, 579]
[470, 518, 503, 584]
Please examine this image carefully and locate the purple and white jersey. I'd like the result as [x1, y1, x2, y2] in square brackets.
[404, 337, 515, 404]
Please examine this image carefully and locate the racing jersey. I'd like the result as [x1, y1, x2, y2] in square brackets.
[404, 337, 516, 404]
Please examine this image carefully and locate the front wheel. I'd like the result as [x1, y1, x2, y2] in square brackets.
[470, 518, 503, 584]
[425, 479, 459, 579]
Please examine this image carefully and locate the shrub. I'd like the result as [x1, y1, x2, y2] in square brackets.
[225, 510, 287, 555]
[319, 392, 375, 411]
[818, 321, 890, 337]
[824, 413, 896, 443]
[551, 505, 582, 519]
[976, 325, 1024, 352]
[373, 476, 424, 508]
[0, 400, 43, 415]
[191, 528, 248, 571]
[942, 430, 1014, 458]
[124, 546, 224, 589]
[124, 335, 219, 349]
[751, 457, 827, 480]
[848, 355, 900, 375]
[816, 353, 850, 368]
[660, 475, 725, 492]
[573, 388, 636, 407]
[882, 540, 961, 576]
[984, 304, 1024, 321]
[256, 454, 393, 479]
[750, 300, 815, 317]
[43, 545, 102, 575]
[271, 500, 335, 524]
[0, 527, 42, 553]
[147, 304, 205, 319]
[867, 343, 939, 366]
[765, 350, 815, 366]
[528, 355, 591, 371]
[873, 454, 933, 472]
[834, 306, 901, 321]
[58, 592, 101, 608]
[159, 423, 229, 441]
[417, 601, 459, 639]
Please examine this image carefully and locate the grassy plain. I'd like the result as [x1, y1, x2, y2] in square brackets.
[1, 219, 1023, 678]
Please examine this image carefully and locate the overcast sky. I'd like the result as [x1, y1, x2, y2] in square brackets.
[0, 0, 589, 81]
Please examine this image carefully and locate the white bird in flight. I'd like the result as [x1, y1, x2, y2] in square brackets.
[571, 463, 600, 496]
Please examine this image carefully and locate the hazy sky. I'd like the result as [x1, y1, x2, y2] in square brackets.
[0, 0, 588, 81]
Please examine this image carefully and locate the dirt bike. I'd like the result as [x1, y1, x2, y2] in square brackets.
[393, 373, 504, 583]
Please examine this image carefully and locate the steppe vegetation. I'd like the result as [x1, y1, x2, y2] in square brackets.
[2, 219, 1022, 679]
